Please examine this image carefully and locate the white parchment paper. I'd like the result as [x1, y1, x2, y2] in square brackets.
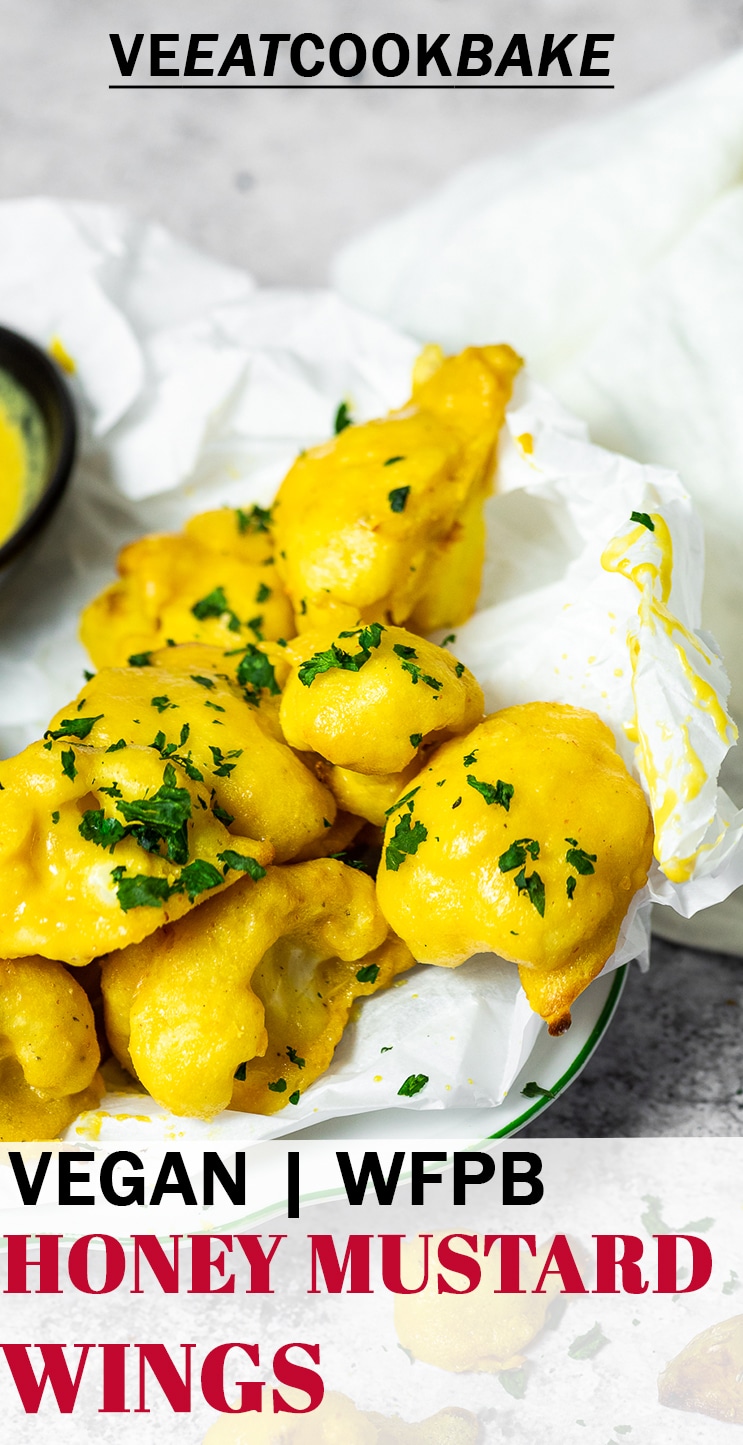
[0, 200, 738, 1138]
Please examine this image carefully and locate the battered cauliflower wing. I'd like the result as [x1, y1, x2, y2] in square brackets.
[659, 1315, 743, 1423]
[376, 703, 653, 1034]
[0, 737, 273, 965]
[0, 957, 103, 1141]
[272, 345, 521, 632]
[48, 645, 335, 862]
[101, 859, 413, 1119]
[80, 505, 294, 669]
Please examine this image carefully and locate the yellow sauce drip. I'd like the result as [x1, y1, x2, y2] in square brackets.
[516, 431, 534, 454]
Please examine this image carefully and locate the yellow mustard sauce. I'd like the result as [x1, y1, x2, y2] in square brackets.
[601, 512, 736, 882]
[0, 368, 48, 547]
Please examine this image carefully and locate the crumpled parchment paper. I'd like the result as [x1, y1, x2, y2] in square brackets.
[0, 199, 738, 1138]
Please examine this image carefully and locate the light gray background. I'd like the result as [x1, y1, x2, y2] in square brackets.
[1, 0, 742, 1133]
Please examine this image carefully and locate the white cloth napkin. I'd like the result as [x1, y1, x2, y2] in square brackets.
[332, 51, 743, 954]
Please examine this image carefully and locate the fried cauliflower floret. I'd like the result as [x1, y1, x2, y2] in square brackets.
[0, 738, 272, 965]
[659, 1315, 743, 1423]
[50, 645, 335, 862]
[101, 859, 413, 1119]
[395, 1234, 562, 1373]
[80, 505, 294, 669]
[280, 624, 484, 775]
[272, 345, 521, 632]
[376, 703, 653, 1034]
[203, 1392, 481, 1444]
[0, 957, 103, 1141]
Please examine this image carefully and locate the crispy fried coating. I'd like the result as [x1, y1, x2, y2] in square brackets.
[280, 624, 484, 776]
[203, 1392, 481, 1444]
[272, 345, 521, 632]
[395, 1233, 562, 1373]
[0, 738, 272, 965]
[54, 646, 335, 862]
[0, 957, 103, 1141]
[101, 859, 413, 1119]
[659, 1315, 743, 1423]
[376, 703, 653, 1034]
[80, 506, 294, 669]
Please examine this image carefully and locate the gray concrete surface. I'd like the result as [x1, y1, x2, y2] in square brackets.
[0, 0, 741, 1134]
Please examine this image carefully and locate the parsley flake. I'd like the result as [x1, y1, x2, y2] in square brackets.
[45, 714, 103, 742]
[61, 748, 77, 781]
[385, 813, 428, 871]
[113, 872, 171, 913]
[566, 876, 577, 900]
[384, 786, 420, 817]
[106, 738, 127, 753]
[568, 1323, 609, 1360]
[630, 511, 655, 532]
[235, 644, 279, 702]
[565, 843, 597, 875]
[298, 623, 384, 686]
[255, 582, 271, 604]
[51, 811, 60, 825]
[234, 1062, 248, 1081]
[212, 803, 235, 827]
[409, 732, 423, 748]
[514, 866, 546, 917]
[128, 651, 153, 667]
[398, 1073, 429, 1098]
[236, 504, 272, 535]
[191, 586, 241, 632]
[289, 1091, 301, 1105]
[151, 695, 175, 713]
[334, 400, 353, 433]
[217, 850, 267, 881]
[521, 1081, 557, 1101]
[498, 838, 540, 871]
[467, 775, 514, 810]
[356, 963, 380, 985]
[393, 643, 417, 660]
[174, 858, 224, 902]
[388, 485, 410, 513]
[190, 674, 215, 691]
[286, 1046, 305, 1068]
[268, 1078, 287, 1093]
[383, 455, 405, 467]
[454, 661, 465, 678]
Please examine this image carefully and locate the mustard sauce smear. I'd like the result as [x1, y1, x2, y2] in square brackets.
[0, 368, 47, 547]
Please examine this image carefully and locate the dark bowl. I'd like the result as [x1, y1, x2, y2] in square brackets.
[0, 324, 77, 571]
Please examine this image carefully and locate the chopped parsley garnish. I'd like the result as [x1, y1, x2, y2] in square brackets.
[467, 775, 514, 811]
[217, 850, 267, 881]
[106, 738, 127, 752]
[499, 837, 540, 871]
[204, 701, 225, 712]
[235, 644, 280, 702]
[289, 1091, 301, 1105]
[212, 803, 235, 827]
[191, 586, 240, 632]
[255, 582, 271, 604]
[384, 786, 420, 817]
[298, 623, 384, 686]
[268, 1078, 287, 1093]
[454, 661, 465, 678]
[383, 455, 405, 467]
[175, 858, 224, 902]
[236, 503, 272, 535]
[61, 748, 77, 781]
[128, 651, 153, 667]
[499, 1367, 528, 1400]
[393, 643, 417, 659]
[630, 510, 655, 532]
[51, 811, 60, 825]
[388, 485, 410, 513]
[409, 733, 423, 748]
[79, 810, 128, 852]
[398, 1073, 429, 1098]
[334, 400, 353, 433]
[151, 695, 176, 713]
[112, 871, 172, 912]
[45, 714, 103, 742]
[247, 615, 264, 639]
[356, 963, 380, 984]
[521, 1081, 557, 1101]
[385, 813, 428, 871]
[441, 634, 456, 647]
[115, 762, 193, 864]
[462, 749, 478, 767]
[514, 866, 546, 917]
[565, 841, 597, 874]
[234, 1062, 248, 1081]
[286, 1046, 305, 1068]
[452, 797, 462, 809]
[567, 1323, 609, 1360]
[400, 660, 442, 690]
[566, 876, 577, 900]
[99, 782, 122, 798]
[190, 674, 215, 691]
[83, 669, 95, 682]
[209, 745, 242, 777]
